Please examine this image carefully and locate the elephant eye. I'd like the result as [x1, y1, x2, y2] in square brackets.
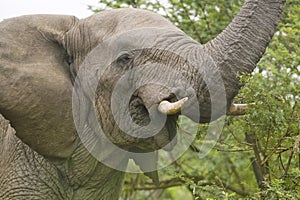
[116, 53, 133, 68]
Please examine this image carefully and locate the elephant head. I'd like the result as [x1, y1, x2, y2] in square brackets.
[67, 1, 286, 157]
[0, 0, 285, 197]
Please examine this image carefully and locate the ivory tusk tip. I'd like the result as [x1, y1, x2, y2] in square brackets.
[181, 97, 189, 102]
[158, 97, 189, 115]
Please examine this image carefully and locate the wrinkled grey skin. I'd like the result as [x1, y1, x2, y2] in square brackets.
[0, 1, 285, 199]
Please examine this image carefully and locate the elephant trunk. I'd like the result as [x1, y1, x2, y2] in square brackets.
[203, 0, 285, 109]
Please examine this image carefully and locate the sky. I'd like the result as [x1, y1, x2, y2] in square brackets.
[0, 0, 100, 21]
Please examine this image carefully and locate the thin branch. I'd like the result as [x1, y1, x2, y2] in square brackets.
[133, 176, 250, 197]
[225, 125, 252, 146]
[217, 180, 250, 196]
[227, 104, 249, 116]
[293, 131, 300, 154]
[215, 147, 252, 152]
[263, 125, 272, 156]
[133, 183, 182, 190]
[261, 131, 290, 165]
[260, 102, 297, 165]
[245, 133, 267, 189]
[278, 153, 286, 172]
[225, 154, 246, 191]
[283, 151, 294, 177]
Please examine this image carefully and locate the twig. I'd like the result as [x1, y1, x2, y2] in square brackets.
[227, 104, 248, 115]
[217, 180, 250, 196]
[226, 125, 252, 146]
[134, 175, 250, 197]
[261, 100, 298, 165]
[283, 151, 294, 177]
[215, 147, 252, 152]
[225, 154, 246, 191]
[245, 133, 267, 189]
[278, 153, 286, 171]
[261, 130, 291, 165]
[293, 132, 300, 154]
[133, 183, 182, 190]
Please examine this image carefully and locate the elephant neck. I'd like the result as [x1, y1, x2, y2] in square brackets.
[52, 140, 126, 199]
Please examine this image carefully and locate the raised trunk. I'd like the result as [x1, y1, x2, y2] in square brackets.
[204, 0, 285, 108]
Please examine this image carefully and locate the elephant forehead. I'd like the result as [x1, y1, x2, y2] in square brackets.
[84, 8, 178, 37]
[99, 28, 187, 55]
[77, 8, 188, 52]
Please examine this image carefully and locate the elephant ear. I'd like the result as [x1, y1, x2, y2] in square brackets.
[0, 15, 79, 158]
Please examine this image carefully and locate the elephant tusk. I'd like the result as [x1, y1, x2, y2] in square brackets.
[158, 97, 188, 115]
[227, 103, 248, 116]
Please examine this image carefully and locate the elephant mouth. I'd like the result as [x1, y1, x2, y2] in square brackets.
[128, 94, 179, 151]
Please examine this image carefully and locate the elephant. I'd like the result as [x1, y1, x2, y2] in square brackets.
[0, 0, 285, 199]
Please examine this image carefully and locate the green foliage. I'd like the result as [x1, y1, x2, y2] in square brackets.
[90, 0, 243, 43]
[90, 0, 300, 199]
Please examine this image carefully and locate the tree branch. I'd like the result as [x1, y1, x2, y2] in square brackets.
[245, 133, 267, 190]
[227, 104, 248, 116]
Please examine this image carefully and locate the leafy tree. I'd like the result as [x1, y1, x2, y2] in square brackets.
[89, 0, 300, 199]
